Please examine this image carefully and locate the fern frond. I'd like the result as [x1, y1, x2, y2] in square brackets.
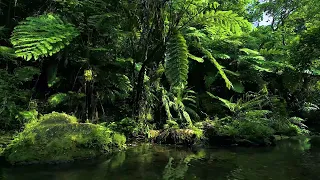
[185, 106, 200, 121]
[224, 69, 240, 77]
[162, 89, 173, 120]
[239, 55, 294, 72]
[182, 111, 192, 126]
[231, 80, 245, 93]
[244, 110, 271, 118]
[207, 92, 236, 112]
[188, 53, 204, 63]
[302, 102, 320, 112]
[240, 96, 266, 111]
[0, 46, 16, 59]
[165, 32, 189, 88]
[11, 13, 79, 61]
[196, 10, 252, 35]
[201, 47, 232, 89]
[213, 53, 231, 60]
[259, 48, 284, 56]
[240, 48, 260, 55]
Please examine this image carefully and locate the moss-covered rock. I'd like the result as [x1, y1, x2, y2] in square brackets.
[150, 128, 203, 146]
[202, 121, 276, 146]
[3, 112, 126, 165]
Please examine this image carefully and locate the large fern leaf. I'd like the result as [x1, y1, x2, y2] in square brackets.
[165, 32, 189, 88]
[11, 13, 79, 61]
[195, 10, 252, 35]
[207, 92, 236, 112]
[201, 47, 233, 89]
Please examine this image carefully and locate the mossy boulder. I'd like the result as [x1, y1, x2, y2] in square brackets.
[150, 128, 202, 146]
[3, 112, 126, 165]
[202, 120, 276, 146]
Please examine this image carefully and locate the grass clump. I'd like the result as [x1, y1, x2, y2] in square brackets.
[3, 112, 126, 165]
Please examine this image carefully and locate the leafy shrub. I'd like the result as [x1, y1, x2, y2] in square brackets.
[0, 70, 33, 130]
[199, 115, 275, 146]
[272, 117, 310, 136]
[107, 117, 149, 138]
[3, 112, 126, 164]
[48, 93, 68, 107]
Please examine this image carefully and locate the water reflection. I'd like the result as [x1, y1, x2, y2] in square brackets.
[1, 137, 320, 180]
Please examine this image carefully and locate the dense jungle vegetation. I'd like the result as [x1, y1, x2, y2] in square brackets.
[0, 0, 320, 163]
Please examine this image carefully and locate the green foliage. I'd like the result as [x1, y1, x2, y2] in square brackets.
[161, 88, 199, 128]
[201, 47, 233, 89]
[188, 53, 204, 63]
[38, 112, 78, 125]
[164, 120, 179, 130]
[272, 117, 309, 136]
[16, 109, 38, 123]
[107, 117, 149, 138]
[0, 0, 318, 148]
[0, 70, 32, 130]
[196, 10, 252, 35]
[165, 32, 189, 88]
[48, 93, 68, 107]
[11, 13, 79, 60]
[3, 112, 126, 164]
[14, 66, 40, 82]
[0, 46, 16, 59]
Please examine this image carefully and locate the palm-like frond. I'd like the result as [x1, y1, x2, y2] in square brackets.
[207, 92, 236, 112]
[238, 48, 294, 72]
[11, 13, 79, 60]
[165, 32, 189, 88]
[201, 47, 233, 89]
[188, 53, 204, 63]
[195, 10, 252, 35]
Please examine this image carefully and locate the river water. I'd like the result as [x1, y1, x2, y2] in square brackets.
[1, 137, 320, 180]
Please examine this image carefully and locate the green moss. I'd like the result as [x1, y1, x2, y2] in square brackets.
[149, 130, 160, 139]
[152, 128, 202, 146]
[38, 111, 78, 125]
[200, 118, 276, 146]
[3, 112, 126, 165]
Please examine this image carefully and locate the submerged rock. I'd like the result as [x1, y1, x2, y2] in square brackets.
[3, 112, 126, 165]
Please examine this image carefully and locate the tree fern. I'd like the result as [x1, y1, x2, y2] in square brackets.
[11, 13, 79, 61]
[165, 32, 189, 88]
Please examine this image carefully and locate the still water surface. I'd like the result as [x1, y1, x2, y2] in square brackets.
[1, 137, 320, 180]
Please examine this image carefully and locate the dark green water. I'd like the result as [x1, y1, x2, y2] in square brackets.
[1, 137, 320, 180]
